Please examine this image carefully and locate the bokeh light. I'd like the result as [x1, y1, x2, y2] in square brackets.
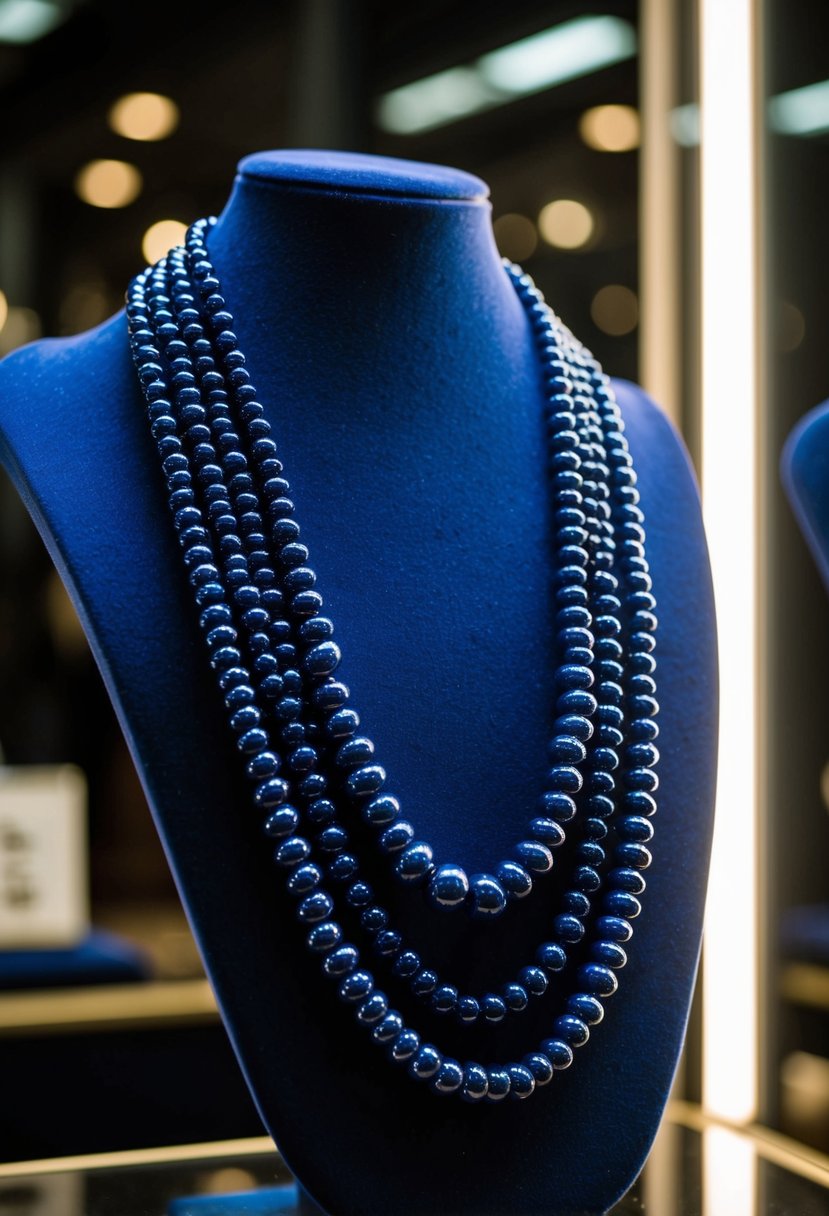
[108, 92, 180, 142]
[538, 199, 594, 249]
[75, 159, 142, 208]
[142, 219, 188, 264]
[493, 213, 538, 261]
[579, 104, 640, 152]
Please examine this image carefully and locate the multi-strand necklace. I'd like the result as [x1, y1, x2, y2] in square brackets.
[125, 217, 658, 1103]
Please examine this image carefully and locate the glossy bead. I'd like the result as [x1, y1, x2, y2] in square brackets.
[514, 840, 553, 874]
[412, 969, 438, 997]
[482, 994, 507, 1023]
[362, 794, 399, 827]
[391, 1030, 420, 1062]
[395, 841, 434, 883]
[528, 818, 565, 849]
[263, 806, 298, 838]
[323, 946, 358, 976]
[496, 860, 533, 899]
[541, 1038, 574, 1070]
[502, 983, 528, 1012]
[428, 864, 470, 909]
[357, 993, 388, 1025]
[537, 942, 567, 972]
[379, 820, 414, 854]
[524, 1053, 554, 1086]
[433, 1060, 464, 1095]
[553, 1013, 590, 1047]
[519, 966, 548, 996]
[592, 940, 628, 969]
[432, 984, 458, 1014]
[339, 970, 373, 1003]
[507, 1064, 535, 1099]
[461, 1063, 489, 1102]
[297, 892, 333, 924]
[578, 963, 618, 998]
[372, 1012, 403, 1043]
[409, 1044, 441, 1079]
[469, 874, 507, 918]
[486, 1069, 511, 1101]
[306, 921, 341, 952]
[567, 993, 605, 1025]
[346, 764, 386, 798]
[457, 996, 480, 1024]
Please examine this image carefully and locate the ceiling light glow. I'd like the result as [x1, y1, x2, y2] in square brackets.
[478, 16, 636, 95]
[75, 160, 142, 209]
[0, 0, 63, 44]
[377, 15, 637, 135]
[591, 284, 638, 335]
[108, 92, 180, 142]
[538, 199, 594, 250]
[142, 219, 188, 265]
[769, 78, 829, 136]
[579, 104, 640, 152]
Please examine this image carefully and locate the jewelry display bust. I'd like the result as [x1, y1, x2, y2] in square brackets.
[0, 150, 717, 1215]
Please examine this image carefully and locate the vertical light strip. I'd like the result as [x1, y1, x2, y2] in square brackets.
[703, 1127, 758, 1216]
[639, 0, 681, 425]
[700, 0, 760, 1124]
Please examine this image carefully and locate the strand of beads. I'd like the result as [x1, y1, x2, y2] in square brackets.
[125, 227, 658, 1101]
[175, 221, 611, 923]
[156, 237, 617, 1028]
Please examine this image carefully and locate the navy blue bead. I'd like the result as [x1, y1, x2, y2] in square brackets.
[372, 1012, 403, 1044]
[537, 942, 567, 972]
[307, 921, 341, 952]
[428, 864, 469, 908]
[433, 1060, 464, 1095]
[502, 983, 528, 1012]
[409, 1044, 441, 1078]
[346, 764, 386, 797]
[297, 892, 333, 924]
[486, 1069, 511, 1101]
[554, 1013, 590, 1047]
[392, 951, 420, 978]
[457, 997, 480, 1024]
[592, 940, 628, 969]
[362, 793, 400, 827]
[323, 946, 358, 977]
[461, 1063, 489, 1101]
[412, 969, 438, 996]
[263, 805, 298, 838]
[524, 1053, 554, 1086]
[395, 841, 434, 883]
[567, 993, 605, 1025]
[507, 1064, 535, 1099]
[528, 817, 566, 848]
[514, 840, 554, 873]
[496, 860, 532, 899]
[379, 820, 414, 853]
[339, 970, 373, 1003]
[578, 963, 618, 998]
[390, 1030, 420, 1062]
[432, 985, 458, 1014]
[519, 966, 549, 996]
[469, 874, 507, 918]
[482, 994, 507, 1023]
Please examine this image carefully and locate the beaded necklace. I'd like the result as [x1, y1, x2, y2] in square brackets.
[126, 217, 658, 1102]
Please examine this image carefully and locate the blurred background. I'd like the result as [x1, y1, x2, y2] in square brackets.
[0, 0, 827, 1196]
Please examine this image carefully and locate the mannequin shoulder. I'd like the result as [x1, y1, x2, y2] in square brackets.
[612, 378, 702, 508]
[0, 311, 134, 465]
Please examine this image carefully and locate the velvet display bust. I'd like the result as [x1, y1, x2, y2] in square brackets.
[0, 150, 717, 1215]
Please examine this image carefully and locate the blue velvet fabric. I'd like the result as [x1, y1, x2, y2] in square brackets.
[0, 151, 717, 1216]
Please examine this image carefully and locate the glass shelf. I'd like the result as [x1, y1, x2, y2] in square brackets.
[0, 1105, 826, 1216]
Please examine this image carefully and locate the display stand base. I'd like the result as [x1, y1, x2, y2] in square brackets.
[169, 1183, 326, 1215]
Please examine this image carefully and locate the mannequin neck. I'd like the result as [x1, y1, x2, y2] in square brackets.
[205, 150, 517, 346]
